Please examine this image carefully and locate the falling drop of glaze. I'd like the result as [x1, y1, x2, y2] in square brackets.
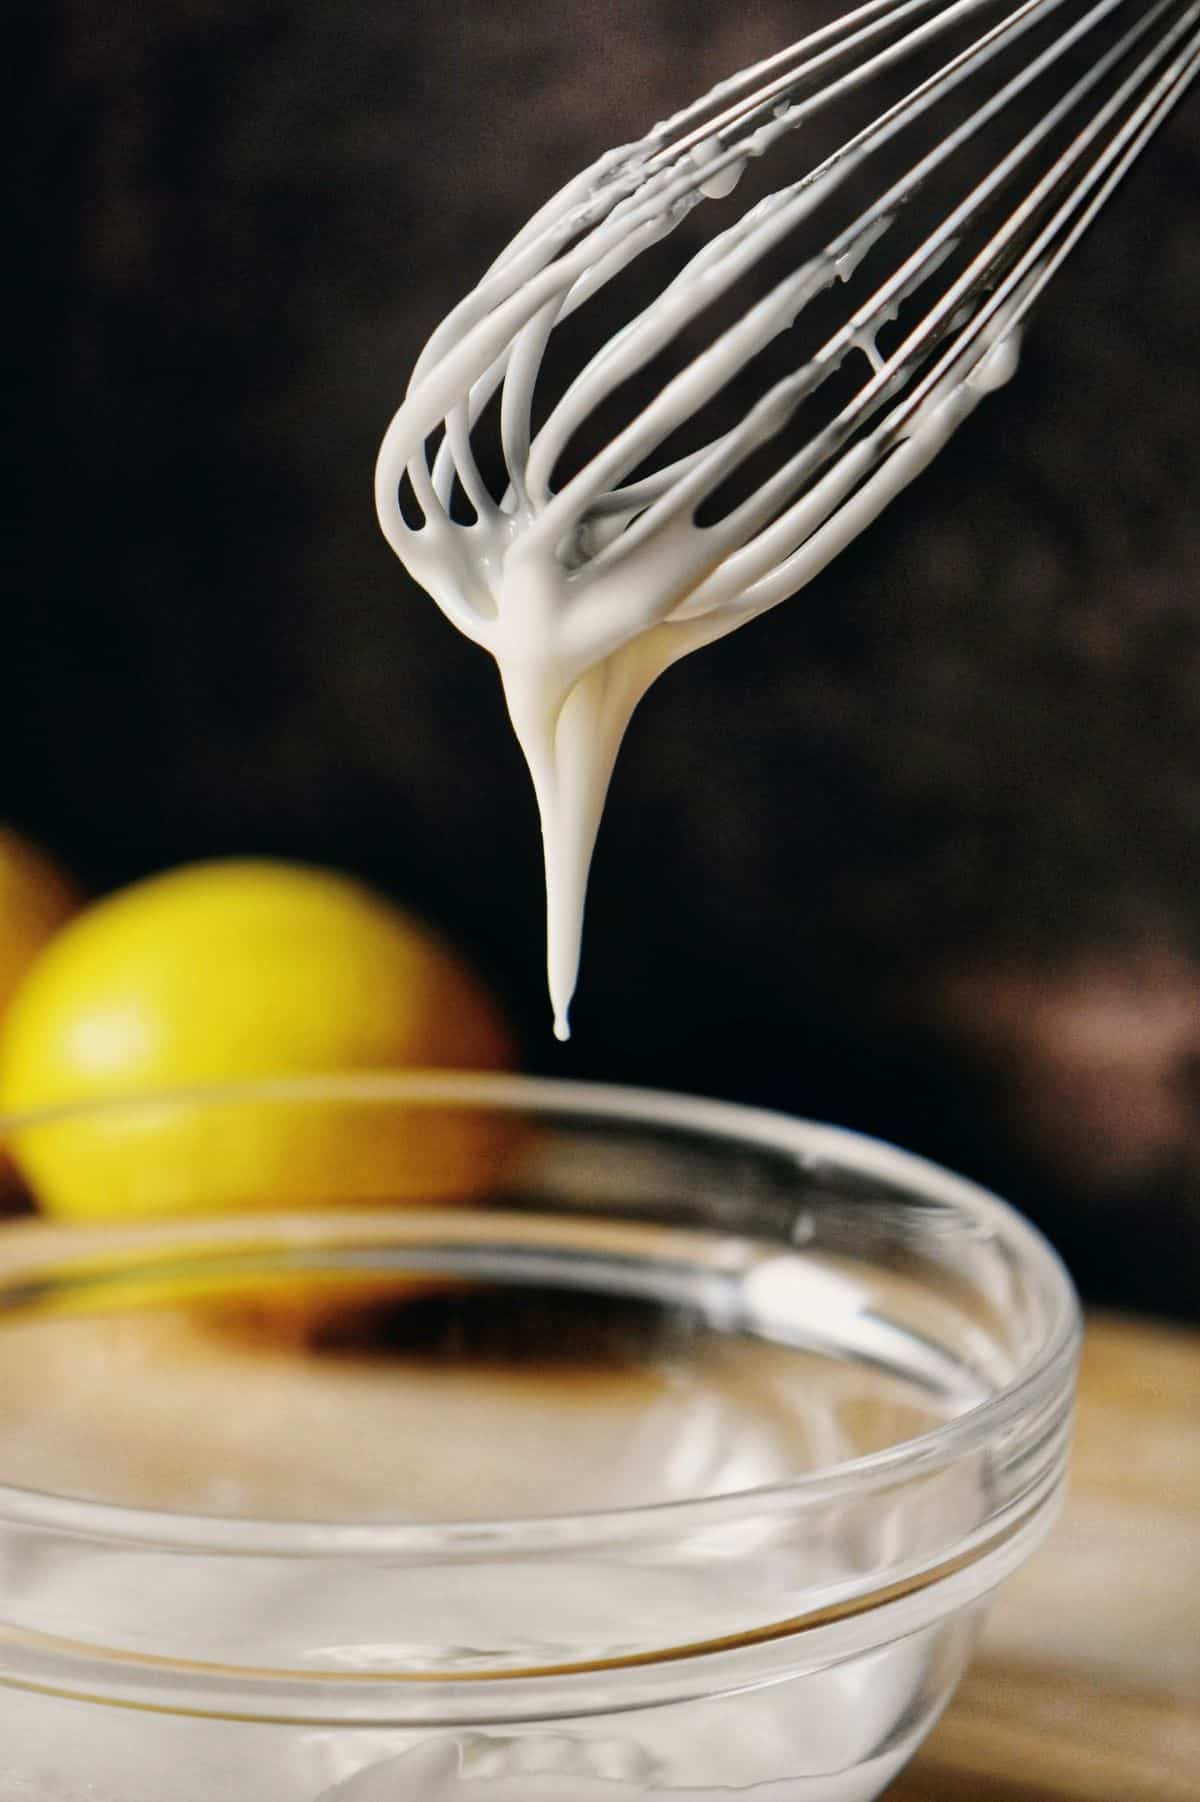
[694, 136, 747, 200]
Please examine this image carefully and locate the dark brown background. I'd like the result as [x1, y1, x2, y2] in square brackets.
[4, 3, 1199, 1316]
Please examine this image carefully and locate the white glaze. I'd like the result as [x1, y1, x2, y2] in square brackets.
[377, 72, 1020, 1039]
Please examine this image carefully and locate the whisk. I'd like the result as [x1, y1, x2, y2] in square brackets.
[376, 0, 1200, 1038]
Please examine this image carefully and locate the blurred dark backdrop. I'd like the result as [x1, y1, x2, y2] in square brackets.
[4, 2, 1199, 1317]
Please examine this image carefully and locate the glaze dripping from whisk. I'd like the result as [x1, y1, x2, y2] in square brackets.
[377, 0, 1200, 1038]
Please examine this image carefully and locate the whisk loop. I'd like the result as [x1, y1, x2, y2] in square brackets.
[377, 0, 1200, 1037]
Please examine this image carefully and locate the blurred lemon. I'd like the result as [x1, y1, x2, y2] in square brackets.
[0, 859, 516, 1220]
[0, 828, 81, 1024]
[0, 828, 82, 1204]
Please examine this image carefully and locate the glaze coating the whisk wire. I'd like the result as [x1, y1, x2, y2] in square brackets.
[376, 0, 1200, 1039]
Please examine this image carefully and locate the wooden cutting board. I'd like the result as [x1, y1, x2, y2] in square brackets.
[890, 1314, 1200, 1801]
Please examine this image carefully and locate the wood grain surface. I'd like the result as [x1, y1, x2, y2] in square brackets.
[891, 1314, 1200, 1800]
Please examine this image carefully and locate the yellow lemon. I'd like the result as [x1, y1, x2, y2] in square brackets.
[0, 859, 516, 1221]
[0, 828, 82, 1204]
[0, 828, 81, 1024]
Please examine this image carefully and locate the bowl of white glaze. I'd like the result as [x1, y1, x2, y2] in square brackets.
[0, 1074, 1079, 1801]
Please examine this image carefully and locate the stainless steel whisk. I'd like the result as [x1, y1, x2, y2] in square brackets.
[378, 0, 1199, 650]
[375, 0, 1199, 1035]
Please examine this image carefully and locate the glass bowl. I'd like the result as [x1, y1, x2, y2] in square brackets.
[0, 1073, 1080, 1801]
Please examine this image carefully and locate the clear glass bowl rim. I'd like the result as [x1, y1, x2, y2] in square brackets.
[0, 1068, 1082, 1560]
